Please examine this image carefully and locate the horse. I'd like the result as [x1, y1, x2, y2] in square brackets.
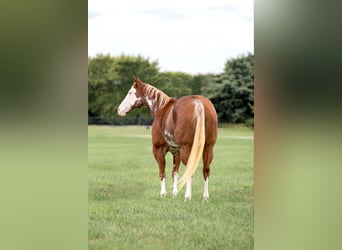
[117, 78, 218, 201]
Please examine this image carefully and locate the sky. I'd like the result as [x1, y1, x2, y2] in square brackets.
[88, 0, 253, 75]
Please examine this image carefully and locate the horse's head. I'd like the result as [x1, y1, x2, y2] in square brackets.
[117, 78, 145, 116]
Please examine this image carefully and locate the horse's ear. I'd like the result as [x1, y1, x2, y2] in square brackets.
[133, 77, 143, 86]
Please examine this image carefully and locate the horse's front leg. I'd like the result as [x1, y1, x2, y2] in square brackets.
[172, 151, 180, 198]
[153, 145, 167, 197]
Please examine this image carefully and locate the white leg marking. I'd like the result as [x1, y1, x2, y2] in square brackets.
[184, 178, 192, 201]
[172, 173, 178, 198]
[203, 178, 209, 201]
[160, 178, 167, 197]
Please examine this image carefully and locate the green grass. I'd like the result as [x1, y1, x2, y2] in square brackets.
[88, 125, 254, 249]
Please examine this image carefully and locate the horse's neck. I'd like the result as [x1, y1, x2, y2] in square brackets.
[143, 85, 172, 117]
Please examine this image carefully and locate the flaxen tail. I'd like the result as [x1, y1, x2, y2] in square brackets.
[178, 100, 205, 191]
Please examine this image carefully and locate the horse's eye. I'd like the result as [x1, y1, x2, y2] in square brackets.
[128, 92, 132, 95]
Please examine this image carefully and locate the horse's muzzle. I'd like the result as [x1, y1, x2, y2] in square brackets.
[117, 108, 126, 116]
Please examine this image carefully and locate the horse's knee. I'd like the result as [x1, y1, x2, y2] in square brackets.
[203, 167, 210, 179]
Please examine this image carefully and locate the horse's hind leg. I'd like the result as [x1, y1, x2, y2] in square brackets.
[202, 144, 214, 201]
[172, 152, 180, 198]
[153, 145, 167, 197]
[180, 145, 192, 201]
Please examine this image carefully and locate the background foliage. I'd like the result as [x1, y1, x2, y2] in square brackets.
[88, 53, 254, 126]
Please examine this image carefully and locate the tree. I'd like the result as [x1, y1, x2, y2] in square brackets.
[88, 53, 254, 126]
[152, 72, 193, 98]
[207, 53, 254, 126]
[192, 74, 207, 95]
[88, 54, 119, 120]
[88, 54, 160, 121]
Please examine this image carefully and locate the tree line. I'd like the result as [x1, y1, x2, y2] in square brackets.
[88, 53, 254, 127]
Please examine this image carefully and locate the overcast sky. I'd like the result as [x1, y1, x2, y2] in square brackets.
[88, 0, 253, 75]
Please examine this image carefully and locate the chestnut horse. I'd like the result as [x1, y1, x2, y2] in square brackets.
[118, 78, 217, 201]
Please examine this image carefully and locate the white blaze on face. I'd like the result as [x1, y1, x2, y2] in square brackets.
[117, 87, 139, 116]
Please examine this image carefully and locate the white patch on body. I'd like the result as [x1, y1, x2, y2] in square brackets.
[172, 172, 178, 198]
[146, 97, 158, 115]
[184, 177, 192, 201]
[203, 178, 209, 201]
[146, 98, 153, 109]
[163, 130, 179, 148]
[117, 87, 140, 116]
[160, 177, 167, 197]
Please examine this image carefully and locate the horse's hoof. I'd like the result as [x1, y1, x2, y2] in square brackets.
[172, 190, 178, 198]
[184, 196, 192, 202]
[160, 193, 167, 198]
[203, 196, 209, 202]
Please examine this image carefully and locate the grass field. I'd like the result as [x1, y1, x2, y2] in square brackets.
[88, 125, 254, 249]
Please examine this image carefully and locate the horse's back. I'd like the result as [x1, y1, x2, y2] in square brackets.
[173, 95, 217, 145]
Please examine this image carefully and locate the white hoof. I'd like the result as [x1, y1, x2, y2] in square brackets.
[184, 195, 192, 202]
[160, 192, 167, 198]
[173, 191, 178, 198]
